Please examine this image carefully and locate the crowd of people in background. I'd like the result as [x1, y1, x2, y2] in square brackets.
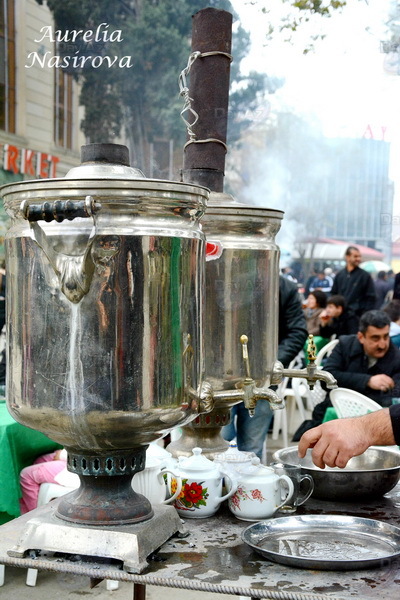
[281, 247, 400, 464]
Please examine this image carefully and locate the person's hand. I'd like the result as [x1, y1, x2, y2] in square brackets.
[53, 449, 67, 461]
[319, 311, 330, 323]
[368, 374, 395, 392]
[297, 419, 370, 469]
[298, 409, 394, 469]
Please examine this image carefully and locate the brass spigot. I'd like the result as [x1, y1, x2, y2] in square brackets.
[272, 334, 337, 390]
[212, 334, 284, 417]
[186, 333, 287, 417]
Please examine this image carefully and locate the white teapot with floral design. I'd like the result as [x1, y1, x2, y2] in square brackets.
[228, 457, 294, 521]
[132, 456, 182, 505]
[171, 447, 237, 518]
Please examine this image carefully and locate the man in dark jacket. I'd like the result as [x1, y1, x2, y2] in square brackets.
[330, 246, 376, 319]
[324, 310, 400, 406]
[223, 276, 308, 457]
[374, 270, 391, 309]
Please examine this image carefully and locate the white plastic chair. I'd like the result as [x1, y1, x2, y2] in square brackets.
[315, 338, 339, 366]
[36, 482, 77, 507]
[330, 387, 382, 418]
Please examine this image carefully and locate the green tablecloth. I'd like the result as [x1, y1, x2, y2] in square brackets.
[0, 400, 61, 523]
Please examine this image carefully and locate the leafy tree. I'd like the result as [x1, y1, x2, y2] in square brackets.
[36, 0, 266, 174]
[261, 0, 347, 52]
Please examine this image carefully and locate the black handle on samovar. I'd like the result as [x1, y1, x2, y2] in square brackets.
[21, 196, 99, 223]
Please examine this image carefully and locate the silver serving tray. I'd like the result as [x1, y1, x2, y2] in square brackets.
[241, 515, 400, 570]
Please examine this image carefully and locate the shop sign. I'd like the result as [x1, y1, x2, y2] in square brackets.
[3, 144, 60, 178]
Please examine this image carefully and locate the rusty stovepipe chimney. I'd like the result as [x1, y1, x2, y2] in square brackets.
[182, 7, 233, 192]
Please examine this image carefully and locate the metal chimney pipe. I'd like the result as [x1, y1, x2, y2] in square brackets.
[182, 7, 232, 192]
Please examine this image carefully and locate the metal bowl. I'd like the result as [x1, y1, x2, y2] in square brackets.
[272, 446, 400, 501]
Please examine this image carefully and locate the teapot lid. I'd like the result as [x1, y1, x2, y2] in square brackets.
[143, 456, 164, 469]
[237, 456, 275, 477]
[146, 441, 172, 462]
[178, 447, 215, 471]
[214, 441, 254, 464]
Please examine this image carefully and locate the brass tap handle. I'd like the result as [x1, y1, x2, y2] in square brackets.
[306, 334, 317, 364]
[239, 335, 257, 416]
[240, 335, 252, 379]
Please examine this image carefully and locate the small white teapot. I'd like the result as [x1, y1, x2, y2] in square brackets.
[171, 447, 237, 518]
[132, 456, 182, 505]
[228, 457, 294, 521]
[214, 441, 255, 478]
[146, 441, 177, 470]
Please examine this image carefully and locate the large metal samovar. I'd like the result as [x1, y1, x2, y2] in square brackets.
[168, 7, 336, 458]
[3, 143, 212, 571]
[168, 194, 284, 457]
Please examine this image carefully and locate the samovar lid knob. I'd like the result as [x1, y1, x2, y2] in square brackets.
[81, 143, 130, 167]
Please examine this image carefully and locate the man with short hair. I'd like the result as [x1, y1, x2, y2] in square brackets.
[330, 246, 376, 318]
[325, 310, 400, 406]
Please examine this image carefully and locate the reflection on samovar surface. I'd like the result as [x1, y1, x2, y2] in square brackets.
[2, 143, 210, 525]
[7, 226, 205, 451]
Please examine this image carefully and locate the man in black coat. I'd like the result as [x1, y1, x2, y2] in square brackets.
[323, 310, 400, 406]
[293, 310, 400, 441]
[223, 276, 308, 457]
[331, 246, 376, 318]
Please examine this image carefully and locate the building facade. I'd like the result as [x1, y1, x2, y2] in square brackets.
[0, 0, 85, 256]
[320, 138, 393, 260]
[0, 0, 84, 186]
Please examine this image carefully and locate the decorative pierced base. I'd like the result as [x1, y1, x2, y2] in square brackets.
[167, 406, 231, 459]
[57, 447, 152, 525]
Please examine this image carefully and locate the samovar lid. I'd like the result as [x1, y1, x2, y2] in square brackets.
[0, 143, 209, 211]
[65, 143, 146, 180]
[206, 192, 284, 220]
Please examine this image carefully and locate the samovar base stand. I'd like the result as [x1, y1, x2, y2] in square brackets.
[7, 499, 185, 574]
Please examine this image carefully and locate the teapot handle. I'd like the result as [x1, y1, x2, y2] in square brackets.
[218, 471, 238, 503]
[159, 470, 183, 504]
[276, 475, 295, 511]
